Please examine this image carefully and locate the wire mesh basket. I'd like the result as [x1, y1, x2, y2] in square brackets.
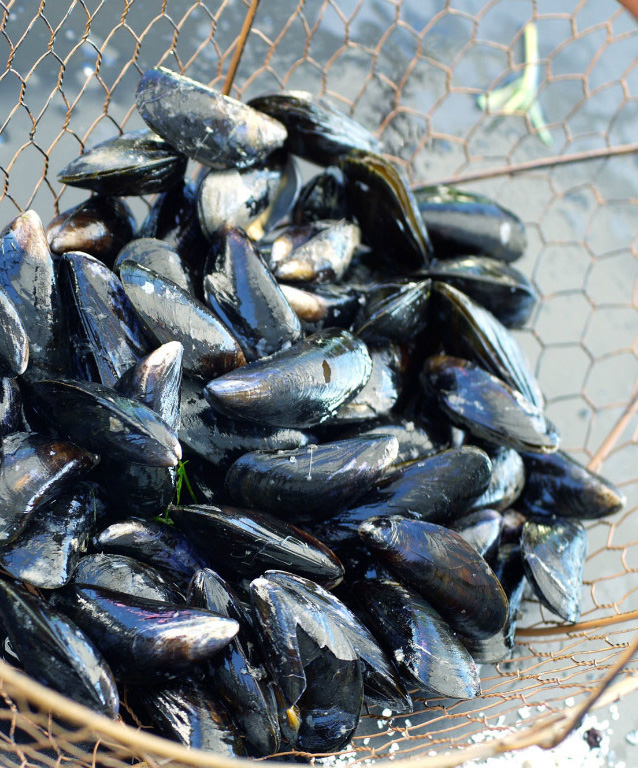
[1, 0, 638, 765]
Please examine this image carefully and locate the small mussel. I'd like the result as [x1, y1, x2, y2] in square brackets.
[426, 256, 537, 328]
[0, 432, 98, 544]
[225, 436, 399, 520]
[341, 417, 443, 466]
[188, 568, 281, 755]
[204, 328, 372, 428]
[325, 344, 402, 423]
[521, 518, 587, 623]
[0, 210, 68, 377]
[179, 377, 312, 468]
[0, 286, 28, 378]
[72, 553, 183, 603]
[279, 282, 362, 332]
[293, 166, 350, 224]
[114, 238, 193, 294]
[94, 517, 208, 592]
[198, 152, 297, 240]
[359, 515, 508, 640]
[0, 484, 102, 589]
[517, 450, 625, 520]
[339, 150, 432, 271]
[423, 355, 560, 454]
[50, 585, 239, 676]
[204, 225, 302, 362]
[172, 504, 344, 588]
[250, 572, 363, 753]
[469, 445, 525, 513]
[452, 509, 503, 562]
[355, 578, 481, 699]
[0, 578, 119, 716]
[60, 251, 153, 387]
[366, 445, 493, 522]
[46, 196, 136, 267]
[249, 90, 382, 166]
[264, 571, 411, 714]
[58, 129, 187, 196]
[27, 378, 182, 467]
[269, 219, 361, 283]
[131, 676, 247, 756]
[136, 67, 287, 170]
[462, 542, 527, 664]
[119, 260, 246, 379]
[413, 185, 527, 262]
[430, 281, 542, 408]
[354, 278, 431, 345]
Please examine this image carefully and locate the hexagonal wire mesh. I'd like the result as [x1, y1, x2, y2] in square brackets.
[0, 0, 638, 765]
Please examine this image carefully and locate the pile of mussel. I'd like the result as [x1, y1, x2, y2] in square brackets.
[0, 66, 625, 758]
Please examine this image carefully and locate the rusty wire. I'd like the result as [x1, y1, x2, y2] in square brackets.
[0, 0, 638, 765]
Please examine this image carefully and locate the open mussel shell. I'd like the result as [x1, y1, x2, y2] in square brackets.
[119, 260, 246, 380]
[0, 484, 101, 589]
[197, 153, 290, 241]
[355, 578, 481, 699]
[250, 573, 363, 753]
[0, 285, 28, 377]
[359, 515, 508, 640]
[452, 509, 503, 562]
[426, 256, 537, 328]
[0, 210, 68, 377]
[367, 445, 492, 522]
[339, 150, 432, 271]
[73, 553, 183, 603]
[114, 238, 193, 295]
[136, 67, 287, 170]
[57, 129, 187, 196]
[469, 445, 525, 513]
[179, 377, 311, 468]
[264, 571, 411, 714]
[0, 432, 98, 544]
[172, 504, 344, 589]
[431, 281, 543, 408]
[423, 355, 560, 454]
[130, 676, 247, 756]
[60, 251, 154, 387]
[0, 579, 119, 717]
[50, 585, 239, 676]
[188, 569, 281, 756]
[46, 196, 136, 268]
[225, 435, 399, 521]
[249, 90, 382, 166]
[270, 219, 361, 283]
[354, 278, 431, 346]
[204, 225, 302, 362]
[94, 517, 207, 592]
[517, 450, 625, 520]
[414, 185, 527, 262]
[462, 542, 527, 664]
[521, 518, 587, 623]
[204, 328, 372, 428]
[27, 379, 182, 467]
